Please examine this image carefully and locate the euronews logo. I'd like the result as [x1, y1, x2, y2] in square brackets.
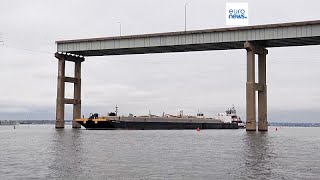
[226, 3, 249, 25]
[228, 9, 247, 19]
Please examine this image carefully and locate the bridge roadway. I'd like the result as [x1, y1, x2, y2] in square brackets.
[54, 20, 320, 131]
[57, 20, 320, 56]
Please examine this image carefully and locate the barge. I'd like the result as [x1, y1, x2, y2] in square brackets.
[75, 108, 238, 130]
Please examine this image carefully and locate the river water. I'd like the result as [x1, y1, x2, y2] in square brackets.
[0, 125, 319, 179]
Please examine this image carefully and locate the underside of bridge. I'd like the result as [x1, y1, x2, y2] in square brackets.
[54, 20, 320, 131]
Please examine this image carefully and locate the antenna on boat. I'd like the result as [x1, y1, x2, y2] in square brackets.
[0, 33, 3, 45]
[115, 105, 119, 116]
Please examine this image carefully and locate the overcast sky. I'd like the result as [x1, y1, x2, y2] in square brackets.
[0, 0, 319, 122]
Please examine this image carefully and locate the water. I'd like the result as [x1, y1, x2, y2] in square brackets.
[0, 125, 319, 179]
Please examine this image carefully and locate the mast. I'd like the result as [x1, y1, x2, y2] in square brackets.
[115, 105, 119, 116]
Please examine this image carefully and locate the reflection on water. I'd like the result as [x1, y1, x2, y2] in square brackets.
[48, 129, 84, 179]
[1, 125, 319, 179]
[242, 132, 275, 179]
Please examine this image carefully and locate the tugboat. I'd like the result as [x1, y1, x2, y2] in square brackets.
[226, 106, 245, 128]
[216, 106, 245, 128]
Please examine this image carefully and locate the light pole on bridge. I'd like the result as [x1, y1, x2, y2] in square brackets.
[185, 2, 188, 32]
[118, 21, 122, 37]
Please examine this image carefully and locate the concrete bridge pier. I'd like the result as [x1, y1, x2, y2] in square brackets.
[55, 54, 65, 128]
[55, 53, 85, 129]
[244, 42, 268, 131]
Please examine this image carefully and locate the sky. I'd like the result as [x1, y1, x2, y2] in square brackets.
[0, 0, 319, 122]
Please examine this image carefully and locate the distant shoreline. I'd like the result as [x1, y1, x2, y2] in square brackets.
[269, 122, 320, 127]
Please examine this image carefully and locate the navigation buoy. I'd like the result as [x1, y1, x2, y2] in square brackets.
[197, 127, 200, 131]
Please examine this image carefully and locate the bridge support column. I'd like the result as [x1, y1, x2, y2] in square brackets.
[55, 53, 85, 129]
[258, 50, 268, 131]
[244, 42, 268, 131]
[72, 60, 82, 128]
[56, 55, 66, 128]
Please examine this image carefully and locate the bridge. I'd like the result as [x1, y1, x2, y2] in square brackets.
[55, 20, 320, 131]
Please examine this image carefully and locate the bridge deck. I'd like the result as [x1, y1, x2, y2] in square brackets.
[56, 20, 320, 56]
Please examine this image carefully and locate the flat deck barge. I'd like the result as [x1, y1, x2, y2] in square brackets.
[75, 116, 238, 130]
